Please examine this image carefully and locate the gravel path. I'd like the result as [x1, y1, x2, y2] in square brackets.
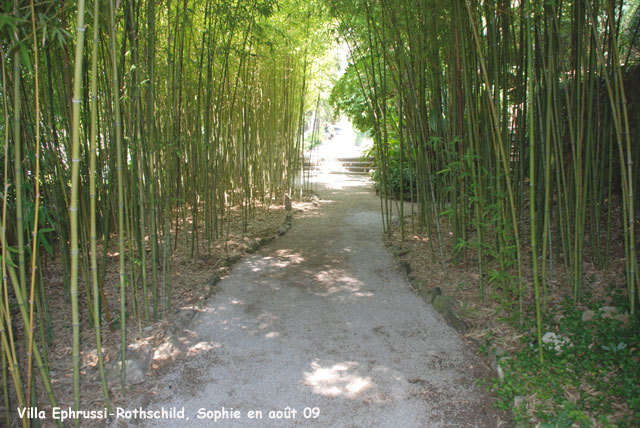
[141, 174, 503, 428]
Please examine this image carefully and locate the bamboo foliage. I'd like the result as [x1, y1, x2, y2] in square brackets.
[1, 0, 330, 424]
[1, 0, 638, 425]
[329, 0, 639, 328]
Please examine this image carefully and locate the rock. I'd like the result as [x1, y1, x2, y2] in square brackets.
[399, 260, 412, 275]
[207, 274, 222, 286]
[443, 311, 468, 334]
[432, 295, 454, 313]
[246, 241, 260, 253]
[582, 309, 595, 322]
[514, 395, 526, 408]
[154, 335, 182, 363]
[186, 292, 205, 304]
[259, 236, 275, 246]
[409, 279, 422, 290]
[169, 309, 198, 335]
[225, 254, 242, 266]
[583, 307, 629, 324]
[489, 346, 507, 372]
[600, 306, 630, 324]
[432, 295, 467, 333]
[496, 364, 505, 382]
[107, 341, 152, 386]
[284, 213, 293, 224]
[426, 287, 442, 303]
[391, 246, 410, 257]
[600, 306, 617, 317]
[542, 332, 572, 354]
[615, 313, 630, 324]
[278, 225, 289, 236]
[284, 194, 292, 211]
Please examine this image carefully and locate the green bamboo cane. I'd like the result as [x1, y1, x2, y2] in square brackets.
[69, 0, 88, 423]
[465, 0, 524, 321]
[12, 0, 26, 299]
[89, 0, 111, 408]
[25, 0, 43, 411]
[108, 0, 128, 390]
[1, 43, 27, 428]
[525, 0, 544, 363]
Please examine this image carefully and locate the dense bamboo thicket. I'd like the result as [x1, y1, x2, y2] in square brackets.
[330, 0, 639, 356]
[1, 0, 331, 425]
[2, 0, 640, 425]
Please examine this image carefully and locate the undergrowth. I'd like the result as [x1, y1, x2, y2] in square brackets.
[482, 296, 640, 427]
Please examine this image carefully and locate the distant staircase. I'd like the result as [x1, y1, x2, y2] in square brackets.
[335, 157, 375, 174]
[302, 157, 375, 175]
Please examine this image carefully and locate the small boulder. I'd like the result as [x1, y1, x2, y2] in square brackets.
[246, 241, 260, 253]
[399, 261, 412, 275]
[392, 247, 410, 257]
[496, 364, 505, 382]
[207, 274, 222, 286]
[426, 287, 442, 303]
[259, 236, 275, 246]
[542, 332, 572, 354]
[432, 295, 454, 314]
[278, 224, 289, 236]
[514, 396, 526, 408]
[432, 295, 467, 333]
[169, 309, 198, 335]
[582, 309, 595, 322]
[224, 254, 242, 266]
[107, 341, 153, 386]
[489, 346, 507, 372]
[600, 306, 630, 324]
[154, 335, 182, 363]
[409, 279, 422, 290]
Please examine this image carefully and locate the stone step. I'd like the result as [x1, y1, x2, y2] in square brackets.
[344, 166, 373, 173]
[329, 170, 370, 175]
[340, 161, 375, 167]
[301, 157, 376, 175]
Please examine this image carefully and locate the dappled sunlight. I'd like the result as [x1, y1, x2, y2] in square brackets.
[256, 310, 280, 332]
[303, 361, 373, 398]
[315, 173, 372, 190]
[302, 118, 374, 191]
[246, 250, 305, 272]
[177, 304, 208, 313]
[311, 269, 374, 299]
[315, 270, 360, 291]
[186, 341, 218, 357]
[153, 333, 222, 367]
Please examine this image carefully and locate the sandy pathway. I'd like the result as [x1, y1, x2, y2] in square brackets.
[141, 174, 502, 427]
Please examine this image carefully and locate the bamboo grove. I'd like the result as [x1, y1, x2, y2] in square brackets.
[1, 0, 331, 425]
[329, 0, 639, 357]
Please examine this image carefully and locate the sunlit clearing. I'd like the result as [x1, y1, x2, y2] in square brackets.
[304, 361, 372, 398]
[302, 117, 374, 190]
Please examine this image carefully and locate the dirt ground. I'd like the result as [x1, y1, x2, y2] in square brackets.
[133, 172, 509, 428]
[9, 198, 292, 427]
